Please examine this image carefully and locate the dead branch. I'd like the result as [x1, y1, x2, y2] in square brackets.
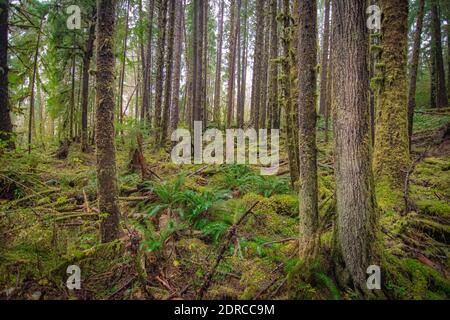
[197, 201, 260, 299]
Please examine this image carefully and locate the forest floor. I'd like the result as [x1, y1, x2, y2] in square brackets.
[0, 114, 449, 300]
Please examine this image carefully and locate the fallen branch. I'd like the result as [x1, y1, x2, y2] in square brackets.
[187, 165, 209, 178]
[197, 201, 260, 299]
[261, 237, 297, 247]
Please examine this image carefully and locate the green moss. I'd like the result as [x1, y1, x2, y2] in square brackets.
[376, 179, 404, 213]
[416, 199, 450, 218]
[241, 193, 297, 239]
[239, 258, 277, 299]
[383, 255, 450, 299]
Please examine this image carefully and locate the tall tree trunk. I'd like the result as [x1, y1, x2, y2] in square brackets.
[28, 16, 45, 154]
[226, 0, 239, 127]
[431, 0, 448, 108]
[318, 0, 330, 116]
[297, 0, 318, 256]
[251, 0, 264, 130]
[118, 0, 130, 134]
[332, 0, 378, 296]
[96, 0, 121, 243]
[281, 0, 299, 186]
[237, 0, 248, 128]
[140, 0, 155, 125]
[202, 0, 208, 128]
[447, 15, 450, 100]
[374, 0, 410, 194]
[430, 50, 437, 109]
[170, 0, 183, 135]
[213, 0, 225, 126]
[237, 0, 249, 128]
[69, 33, 76, 141]
[81, 10, 96, 152]
[259, 4, 269, 128]
[0, 0, 14, 149]
[268, 0, 279, 130]
[236, 4, 242, 126]
[192, 0, 204, 127]
[159, 0, 176, 145]
[153, 0, 168, 132]
[407, 0, 425, 151]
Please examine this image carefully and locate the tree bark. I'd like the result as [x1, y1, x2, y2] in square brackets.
[250, 0, 264, 130]
[226, 0, 240, 127]
[192, 0, 204, 126]
[297, 0, 318, 255]
[96, 0, 121, 243]
[212, 0, 225, 126]
[318, 0, 330, 116]
[141, 0, 155, 126]
[159, 0, 176, 145]
[0, 0, 14, 149]
[268, 0, 279, 130]
[153, 0, 168, 132]
[374, 0, 410, 192]
[237, 0, 248, 129]
[170, 0, 183, 135]
[407, 0, 425, 151]
[332, 0, 378, 295]
[281, 0, 299, 186]
[259, 3, 270, 128]
[28, 15, 45, 154]
[430, 0, 448, 108]
[118, 0, 130, 132]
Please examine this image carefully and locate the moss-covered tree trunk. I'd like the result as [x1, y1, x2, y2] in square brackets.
[407, 0, 425, 151]
[250, 0, 264, 130]
[0, 0, 14, 149]
[374, 0, 410, 195]
[332, 0, 378, 294]
[96, 0, 121, 243]
[213, 0, 224, 125]
[430, 0, 448, 108]
[159, 0, 176, 145]
[153, 0, 168, 132]
[297, 0, 318, 256]
[268, 0, 279, 130]
[226, 0, 239, 128]
[281, 0, 299, 187]
[170, 0, 183, 136]
[237, 0, 248, 129]
[81, 9, 96, 153]
[192, 0, 204, 127]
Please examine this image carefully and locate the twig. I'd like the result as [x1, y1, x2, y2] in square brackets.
[319, 192, 336, 210]
[261, 238, 297, 247]
[187, 165, 209, 177]
[197, 201, 260, 299]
